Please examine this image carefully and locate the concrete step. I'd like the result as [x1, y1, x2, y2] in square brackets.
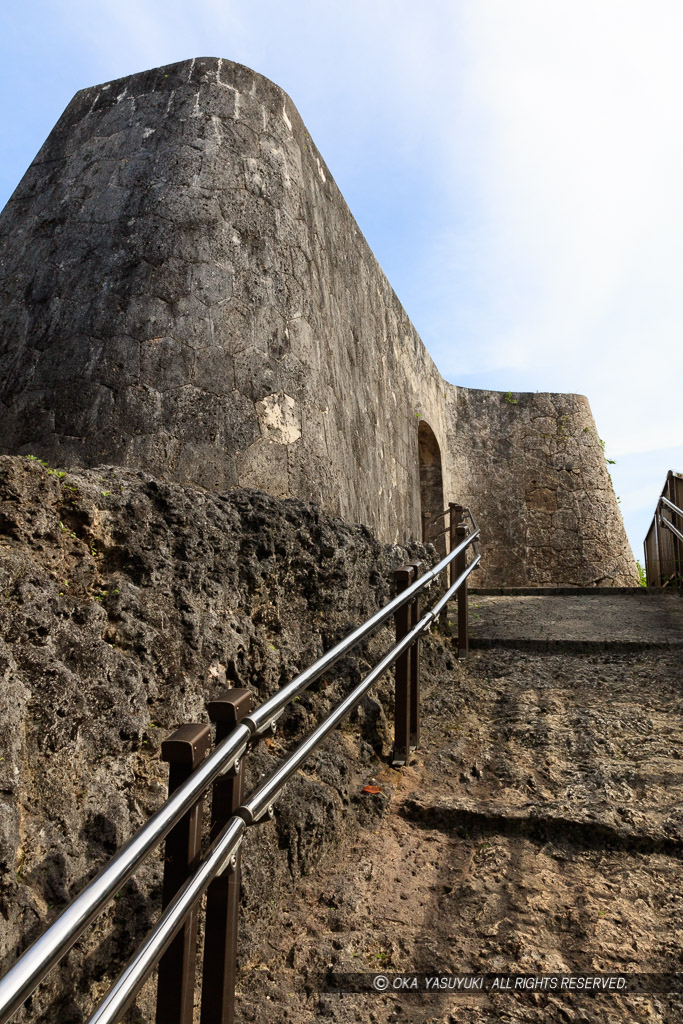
[467, 591, 683, 649]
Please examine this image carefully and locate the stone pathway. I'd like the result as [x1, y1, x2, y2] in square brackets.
[235, 591, 683, 1024]
[468, 589, 683, 650]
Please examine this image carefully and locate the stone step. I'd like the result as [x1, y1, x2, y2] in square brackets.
[467, 592, 683, 648]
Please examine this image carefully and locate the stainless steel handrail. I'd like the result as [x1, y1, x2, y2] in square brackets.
[0, 724, 250, 1024]
[0, 528, 479, 1024]
[661, 495, 683, 517]
[84, 552, 481, 1023]
[240, 554, 481, 825]
[660, 516, 683, 544]
[244, 528, 479, 735]
[658, 495, 683, 542]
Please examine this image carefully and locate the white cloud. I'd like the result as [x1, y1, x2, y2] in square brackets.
[425, 1, 683, 462]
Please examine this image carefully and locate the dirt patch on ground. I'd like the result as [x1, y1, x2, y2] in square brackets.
[235, 631, 683, 1024]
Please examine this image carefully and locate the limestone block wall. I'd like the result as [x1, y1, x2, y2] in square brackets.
[0, 57, 450, 546]
[449, 388, 638, 586]
[0, 57, 637, 584]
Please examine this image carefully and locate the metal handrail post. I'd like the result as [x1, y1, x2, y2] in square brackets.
[392, 565, 415, 766]
[239, 554, 482, 825]
[86, 819, 247, 1024]
[443, 504, 463, 633]
[156, 725, 211, 1024]
[406, 560, 423, 749]
[655, 510, 663, 586]
[0, 724, 250, 1024]
[201, 690, 252, 1024]
[421, 510, 431, 544]
[455, 523, 469, 659]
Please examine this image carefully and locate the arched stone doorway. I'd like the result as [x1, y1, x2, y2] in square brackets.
[418, 420, 445, 554]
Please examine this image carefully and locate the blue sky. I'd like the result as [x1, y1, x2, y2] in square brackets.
[1, 0, 681, 560]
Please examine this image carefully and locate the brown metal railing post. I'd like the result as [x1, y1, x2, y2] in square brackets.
[455, 522, 469, 659]
[441, 504, 463, 633]
[655, 507, 663, 586]
[422, 511, 431, 544]
[406, 560, 423, 748]
[392, 565, 415, 765]
[200, 688, 252, 1024]
[156, 723, 211, 1024]
[449, 504, 464, 559]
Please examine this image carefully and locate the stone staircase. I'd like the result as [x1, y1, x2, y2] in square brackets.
[468, 587, 683, 653]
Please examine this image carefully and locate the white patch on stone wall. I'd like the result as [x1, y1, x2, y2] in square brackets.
[211, 115, 224, 143]
[143, 127, 155, 138]
[215, 60, 241, 118]
[283, 106, 292, 130]
[245, 157, 264, 194]
[256, 393, 301, 444]
[316, 157, 326, 183]
[270, 147, 290, 188]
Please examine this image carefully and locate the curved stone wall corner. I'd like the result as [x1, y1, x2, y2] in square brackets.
[0, 56, 450, 546]
[448, 387, 638, 586]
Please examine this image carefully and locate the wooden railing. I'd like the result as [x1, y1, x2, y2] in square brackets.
[644, 472, 683, 587]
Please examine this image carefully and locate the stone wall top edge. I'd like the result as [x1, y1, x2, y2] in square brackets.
[70, 56, 291, 111]
[455, 384, 589, 404]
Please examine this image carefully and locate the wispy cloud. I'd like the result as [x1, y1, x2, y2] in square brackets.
[423, 1, 683, 459]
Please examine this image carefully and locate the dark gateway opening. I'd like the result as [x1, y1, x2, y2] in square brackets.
[418, 420, 445, 555]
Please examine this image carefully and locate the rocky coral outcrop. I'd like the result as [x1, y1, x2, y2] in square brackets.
[0, 454, 440, 1022]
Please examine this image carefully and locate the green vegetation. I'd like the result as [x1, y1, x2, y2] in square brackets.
[599, 439, 616, 465]
[25, 454, 66, 477]
[504, 391, 518, 405]
[636, 560, 647, 587]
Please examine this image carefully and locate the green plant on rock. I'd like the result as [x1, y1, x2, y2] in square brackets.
[599, 439, 616, 465]
[504, 391, 518, 405]
[25, 454, 66, 477]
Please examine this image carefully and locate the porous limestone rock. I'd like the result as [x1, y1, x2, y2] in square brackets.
[0, 454, 434, 1022]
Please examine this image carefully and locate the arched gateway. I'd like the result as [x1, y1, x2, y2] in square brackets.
[417, 420, 445, 554]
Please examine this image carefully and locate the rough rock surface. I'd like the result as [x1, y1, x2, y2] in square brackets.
[233, 594, 683, 1024]
[0, 454, 443, 1023]
[0, 57, 637, 587]
[451, 389, 639, 588]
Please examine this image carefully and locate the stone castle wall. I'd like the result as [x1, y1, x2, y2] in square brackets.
[451, 388, 637, 586]
[0, 57, 637, 585]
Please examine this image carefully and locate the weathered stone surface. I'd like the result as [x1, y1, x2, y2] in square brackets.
[0, 454, 438, 1022]
[0, 57, 637, 586]
[451, 389, 638, 586]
